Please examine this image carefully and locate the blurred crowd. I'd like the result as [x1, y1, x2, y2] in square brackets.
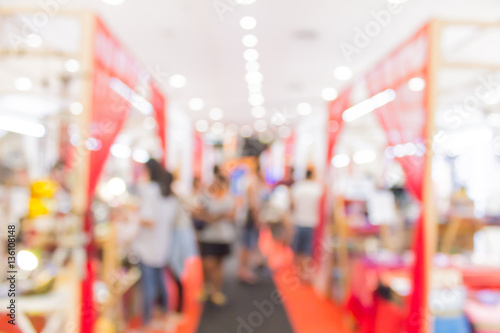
[131, 158, 324, 332]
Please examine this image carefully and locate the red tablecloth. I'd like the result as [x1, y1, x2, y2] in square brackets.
[347, 259, 500, 333]
[347, 259, 408, 333]
[460, 267, 500, 290]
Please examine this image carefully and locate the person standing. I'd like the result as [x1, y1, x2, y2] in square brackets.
[133, 159, 178, 330]
[238, 160, 269, 284]
[290, 168, 324, 283]
[195, 174, 235, 306]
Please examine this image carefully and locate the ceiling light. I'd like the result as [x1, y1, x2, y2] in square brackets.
[385, 147, 395, 159]
[248, 93, 264, 106]
[245, 71, 263, 84]
[353, 150, 377, 164]
[404, 143, 416, 155]
[321, 87, 338, 101]
[195, 119, 209, 132]
[334, 66, 353, 81]
[70, 135, 81, 146]
[85, 137, 102, 151]
[65, 59, 80, 72]
[0, 115, 45, 137]
[297, 102, 312, 116]
[27, 34, 42, 47]
[240, 125, 253, 137]
[169, 74, 186, 88]
[343, 89, 396, 122]
[278, 126, 292, 138]
[394, 144, 405, 157]
[331, 154, 350, 168]
[108, 177, 126, 196]
[416, 143, 426, 156]
[15, 77, 32, 91]
[102, 0, 125, 4]
[130, 95, 153, 115]
[254, 119, 267, 132]
[70, 102, 83, 115]
[245, 61, 260, 72]
[110, 144, 131, 159]
[143, 117, 156, 130]
[242, 34, 258, 48]
[243, 49, 259, 62]
[0, 95, 59, 117]
[209, 108, 224, 120]
[211, 122, 225, 135]
[132, 149, 150, 163]
[17, 250, 38, 271]
[251, 106, 266, 118]
[240, 16, 257, 30]
[189, 98, 204, 111]
[408, 77, 425, 92]
[110, 78, 153, 114]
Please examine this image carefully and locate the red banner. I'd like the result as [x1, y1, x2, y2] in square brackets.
[326, 87, 353, 163]
[365, 24, 431, 333]
[193, 132, 203, 180]
[151, 83, 167, 167]
[315, 88, 353, 264]
[81, 17, 167, 333]
[284, 131, 295, 172]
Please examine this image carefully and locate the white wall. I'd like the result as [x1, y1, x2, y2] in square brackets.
[167, 106, 193, 192]
[293, 108, 327, 180]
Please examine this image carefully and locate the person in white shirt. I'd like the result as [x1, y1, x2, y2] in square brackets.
[194, 173, 235, 306]
[290, 168, 324, 282]
[133, 159, 178, 329]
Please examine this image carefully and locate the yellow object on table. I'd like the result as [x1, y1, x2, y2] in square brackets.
[95, 316, 117, 333]
[31, 180, 58, 198]
[28, 180, 58, 218]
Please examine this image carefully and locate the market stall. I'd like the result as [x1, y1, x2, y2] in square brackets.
[0, 9, 168, 333]
[319, 20, 500, 333]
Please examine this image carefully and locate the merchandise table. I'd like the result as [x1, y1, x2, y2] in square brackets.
[347, 257, 500, 333]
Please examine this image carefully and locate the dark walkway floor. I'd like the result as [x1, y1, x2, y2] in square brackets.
[197, 257, 293, 333]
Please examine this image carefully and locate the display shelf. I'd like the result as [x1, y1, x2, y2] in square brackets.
[319, 19, 500, 333]
[0, 8, 168, 332]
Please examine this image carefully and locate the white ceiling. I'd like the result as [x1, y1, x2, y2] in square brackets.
[1, 0, 500, 128]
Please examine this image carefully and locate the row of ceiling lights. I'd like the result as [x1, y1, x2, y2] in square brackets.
[147, 1, 351, 138]
[240, 15, 267, 137]
[192, 14, 262, 139]
[100, 0, 415, 139]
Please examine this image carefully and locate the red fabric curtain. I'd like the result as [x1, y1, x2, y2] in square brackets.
[365, 24, 431, 333]
[86, 69, 133, 201]
[82, 18, 167, 333]
[326, 88, 353, 162]
[284, 132, 295, 172]
[193, 132, 203, 180]
[82, 18, 139, 333]
[151, 83, 167, 167]
[314, 88, 352, 263]
[87, 19, 141, 200]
